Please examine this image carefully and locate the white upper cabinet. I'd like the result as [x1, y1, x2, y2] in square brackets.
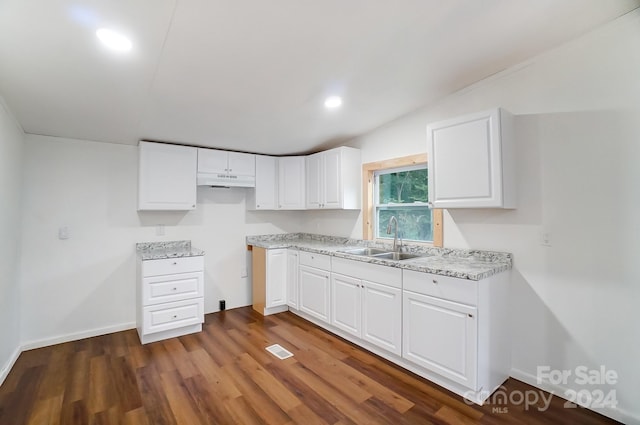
[138, 141, 197, 211]
[197, 148, 255, 187]
[278, 156, 305, 210]
[248, 155, 277, 210]
[306, 152, 322, 209]
[427, 108, 516, 208]
[305, 147, 360, 210]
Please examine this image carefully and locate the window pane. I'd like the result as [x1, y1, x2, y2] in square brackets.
[378, 168, 428, 204]
[377, 206, 433, 242]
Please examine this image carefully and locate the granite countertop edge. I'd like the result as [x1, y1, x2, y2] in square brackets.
[246, 233, 512, 281]
[136, 240, 205, 261]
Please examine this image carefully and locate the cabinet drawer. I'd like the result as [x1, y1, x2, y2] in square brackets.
[299, 251, 331, 270]
[403, 269, 477, 306]
[142, 271, 204, 306]
[143, 298, 204, 335]
[142, 256, 204, 277]
[332, 257, 401, 289]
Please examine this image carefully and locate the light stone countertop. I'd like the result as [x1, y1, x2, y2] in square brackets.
[246, 233, 511, 281]
[136, 240, 204, 261]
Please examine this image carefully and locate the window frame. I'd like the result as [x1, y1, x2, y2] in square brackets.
[362, 154, 443, 247]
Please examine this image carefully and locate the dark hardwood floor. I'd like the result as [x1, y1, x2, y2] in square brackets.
[0, 307, 619, 424]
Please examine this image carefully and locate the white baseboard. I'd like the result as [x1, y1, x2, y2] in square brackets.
[21, 322, 136, 351]
[510, 368, 639, 425]
[0, 346, 21, 386]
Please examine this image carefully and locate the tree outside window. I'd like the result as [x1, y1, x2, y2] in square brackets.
[375, 165, 432, 242]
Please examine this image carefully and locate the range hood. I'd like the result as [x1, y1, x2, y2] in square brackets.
[196, 172, 255, 188]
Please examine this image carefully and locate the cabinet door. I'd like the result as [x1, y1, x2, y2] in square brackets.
[266, 249, 287, 308]
[331, 273, 361, 338]
[403, 291, 478, 389]
[322, 148, 342, 209]
[299, 265, 330, 323]
[197, 148, 228, 174]
[305, 153, 322, 209]
[138, 142, 197, 210]
[278, 157, 305, 209]
[427, 108, 507, 208]
[362, 280, 402, 356]
[254, 155, 277, 209]
[228, 152, 255, 177]
[287, 250, 299, 309]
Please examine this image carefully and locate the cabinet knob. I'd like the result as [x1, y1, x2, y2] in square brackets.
[173, 261, 177, 265]
[229, 169, 232, 172]
[172, 315, 177, 319]
[432, 279, 438, 284]
[172, 287, 177, 291]
[257, 204, 260, 208]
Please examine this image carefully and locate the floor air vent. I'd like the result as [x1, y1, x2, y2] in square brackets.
[265, 344, 293, 360]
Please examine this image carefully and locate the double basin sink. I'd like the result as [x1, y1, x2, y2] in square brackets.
[337, 247, 422, 261]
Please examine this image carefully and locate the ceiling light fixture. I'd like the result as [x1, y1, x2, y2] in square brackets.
[96, 28, 132, 52]
[324, 96, 343, 109]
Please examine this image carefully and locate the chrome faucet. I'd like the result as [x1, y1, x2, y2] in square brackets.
[386, 215, 401, 252]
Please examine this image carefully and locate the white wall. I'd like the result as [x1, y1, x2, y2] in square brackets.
[301, 10, 640, 423]
[0, 97, 24, 382]
[19, 135, 302, 347]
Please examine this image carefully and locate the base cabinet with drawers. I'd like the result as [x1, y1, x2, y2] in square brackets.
[137, 255, 204, 344]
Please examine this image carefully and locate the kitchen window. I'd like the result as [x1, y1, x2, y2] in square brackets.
[362, 154, 442, 246]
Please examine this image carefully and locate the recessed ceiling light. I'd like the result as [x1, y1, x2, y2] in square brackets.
[324, 96, 343, 109]
[96, 28, 132, 52]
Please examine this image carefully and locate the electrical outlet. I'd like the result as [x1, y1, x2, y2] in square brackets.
[156, 224, 165, 236]
[541, 231, 552, 246]
[240, 266, 247, 278]
[58, 226, 70, 240]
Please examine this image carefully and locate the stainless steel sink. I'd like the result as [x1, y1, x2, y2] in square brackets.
[371, 252, 422, 261]
[338, 247, 391, 256]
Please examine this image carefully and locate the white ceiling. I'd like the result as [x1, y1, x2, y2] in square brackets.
[0, 0, 638, 155]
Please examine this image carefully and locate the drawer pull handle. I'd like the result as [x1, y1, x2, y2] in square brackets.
[432, 279, 438, 284]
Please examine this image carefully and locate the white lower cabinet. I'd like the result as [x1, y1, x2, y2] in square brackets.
[255, 244, 511, 405]
[286, 249, 299, 309]
[251, 247, 290, 316]
[362, 280, 402, 355]
[331, 273, 402, 356]
[299, 266, 331, 323]
[330, 258, 402, 356]
[402, 269, 510, 402]
[298, 252, 331, 324]
[137, 255, 205, 344]
[331, 273, 361, 336]
[403, 291, 477, 389]
[266, 249, 287, 308]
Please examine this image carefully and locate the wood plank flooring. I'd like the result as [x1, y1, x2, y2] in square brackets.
[0, 307, 619, 424]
